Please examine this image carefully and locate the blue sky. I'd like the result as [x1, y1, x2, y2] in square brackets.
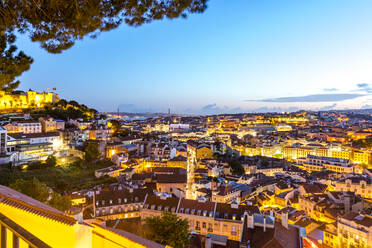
[17, 0, 372, 113]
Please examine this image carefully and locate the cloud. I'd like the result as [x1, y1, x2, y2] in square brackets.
[187, 103, 244, 115]
[356, 83, 372, 93]
[250, 106, 300, 113]
[318, 103, 337, 111]
[248, 93, 365, 103]
[323, 88, 339, 92]
[361, 104, 372, 109]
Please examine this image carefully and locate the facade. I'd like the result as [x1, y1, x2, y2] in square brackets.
[6, 132, 63, 165]
[0, 127, 7, 157]
[334, 177, 372, 199]
[338, 211, 372, 248]
[39, 118, 65, 132]
[0, 185, 162, 248]
[0, 90, 58, 111]
[141, 194, 264, 242]
[94, 187, 148, 221]
[17, 121, 42, 134]
[298, 155, 355, 174]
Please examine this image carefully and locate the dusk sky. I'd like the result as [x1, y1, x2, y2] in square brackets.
[17, 0, 372, 114]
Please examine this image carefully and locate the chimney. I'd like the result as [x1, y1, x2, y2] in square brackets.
[281, 212, 288, 229]
[205, 234, 212, 248]
[245, 212, 254, 229]
[263, 215, 266, 232]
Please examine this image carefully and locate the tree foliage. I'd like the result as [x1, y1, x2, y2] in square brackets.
[229, 159, 244, 176]
[31, 99, 97, 120]
[46, 155, 57, 167]
[0, 32, 33, 91]
[108, 119, 121, 135]
[145, 211, 190, 248]
[84, 141, 100, 162]
[0, 0, 208, 90]
[10, 177, 50, 202]
[48, 192, 72, 212]
[9, 177, 72, 212]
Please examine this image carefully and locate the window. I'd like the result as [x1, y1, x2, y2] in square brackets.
[196, 221, 200, 230]
[202, 222, 206, 229]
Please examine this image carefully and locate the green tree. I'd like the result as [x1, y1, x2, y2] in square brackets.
[10, 178, 50, 202]
[0, 0, 207, 90]
[46, 155, 57, 167]
[84, 141, 100, 162]
[48, 192, 72, 212]
[229, 159, 244, 176]
[0, 32, 33, 91]
[109, 119, 121, 135]
[145, 211, 190, 248]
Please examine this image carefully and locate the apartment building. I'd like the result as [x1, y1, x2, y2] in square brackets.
[334, 177, 372, 199]
[140, 194, 262, 242]
[338, 210, 372, 248]
[16, 121, 42, 134]
[94, 186, 149, 221]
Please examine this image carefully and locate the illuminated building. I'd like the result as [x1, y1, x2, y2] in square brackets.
[211, 185, 241, 203]
[69, 119, 93, 130]
[94, 186, 148, 221]
[39, 117, 65, 132]
[0, 127, 7, 157]
[338, 211, 372, 248]
[94, 166, 125, 178]
[330, 148, 352, 160]
[196, 144, 213, 160]
[352, 149, 372, 166]
[334, 177, 372, 199]
[0, 185, 161, 247]
[0, 90, 58, 111]
[12, 121, 41, 133]
[89, 125, 111, 141]
[70, 192, 87, 206]
[275, 124, 292, 132]
[297, 155, 356, 174]
[166, 155, 187, 169]
[141, 194, 264, 242]
[6, 132, 63, 165]
[323, 222, 338, 248]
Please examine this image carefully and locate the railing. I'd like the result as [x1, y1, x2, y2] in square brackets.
[0, 213, 51, 248]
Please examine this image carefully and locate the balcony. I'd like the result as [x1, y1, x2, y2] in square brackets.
[195, 226, 200, 231]
[208, 228, 213, 232]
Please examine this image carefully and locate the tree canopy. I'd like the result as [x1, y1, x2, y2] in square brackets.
[46, 155, 57, 167]
[10, 177, 50, 202]
[84, 141, 100, 162]
[229, 159, 244, 176]
[9, 177, 72, 211]
[145, 211, 190, 248]
[0, 0, 208, 90]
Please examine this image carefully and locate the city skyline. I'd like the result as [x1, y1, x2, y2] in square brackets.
[16, 0, 372, 114]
